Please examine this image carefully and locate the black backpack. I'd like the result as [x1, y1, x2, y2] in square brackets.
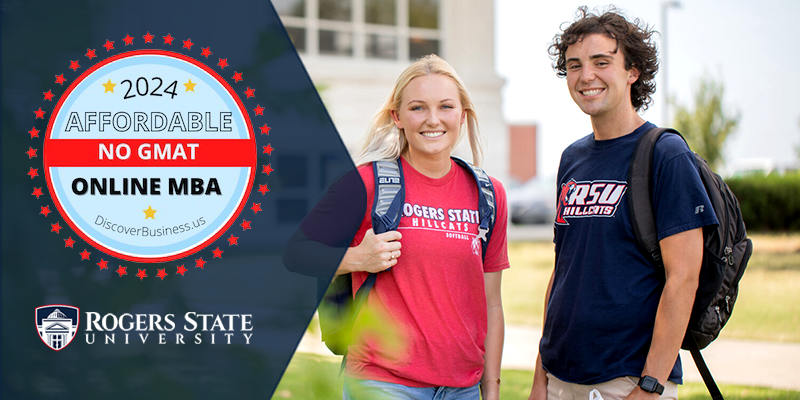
[317, 157, 497, 361]
[628, 127, 753, 400]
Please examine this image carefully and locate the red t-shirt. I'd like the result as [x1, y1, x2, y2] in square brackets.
[346, 157, 510, 388]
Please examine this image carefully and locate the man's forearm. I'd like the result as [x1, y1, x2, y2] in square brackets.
[642, 228, 703, 382]
[642, 273, 699, 382]
[528, 269, 555, 400]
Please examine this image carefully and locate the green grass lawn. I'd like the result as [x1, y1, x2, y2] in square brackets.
[274, 233, 800, 398]
[503, 233, 800, 342]
[273, 353, 800, 400]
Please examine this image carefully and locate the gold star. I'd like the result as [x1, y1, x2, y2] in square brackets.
[143, 205, 157, 219]
[102, 79, 116, 93]
[183, 79, 197, 92]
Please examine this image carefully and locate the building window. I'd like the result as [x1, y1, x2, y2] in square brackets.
[408, 0, 438, 29]
[366, 34, 397, 59]
[319, 0, 352, 21]
[273, 0, 306, 17]
[277, 0, 441, 61]
[319, 29, 354, 56]
[285, 27, 307, 52]
[409, 37, 438, 60]
[366, 0, 396, 25]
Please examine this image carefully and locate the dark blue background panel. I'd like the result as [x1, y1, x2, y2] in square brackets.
[1, 0, 363, 398]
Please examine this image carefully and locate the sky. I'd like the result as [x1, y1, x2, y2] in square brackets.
[495, 0, 800, 177]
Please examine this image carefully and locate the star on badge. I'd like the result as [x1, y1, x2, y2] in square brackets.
[143, 205, 157, 219]
[102, 79, 116, 93]
[184, 79, 197, 92]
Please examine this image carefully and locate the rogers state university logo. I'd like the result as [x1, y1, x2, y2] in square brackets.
[555, 179, 627, 225]
[36, 305, 80, 351]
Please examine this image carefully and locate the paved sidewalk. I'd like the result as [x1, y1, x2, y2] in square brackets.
[296, 325, 800, 391]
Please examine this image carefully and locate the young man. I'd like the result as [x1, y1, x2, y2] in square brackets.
[528, 7, 719, 400]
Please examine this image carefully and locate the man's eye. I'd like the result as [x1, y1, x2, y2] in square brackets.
[568, 64, 580, 70]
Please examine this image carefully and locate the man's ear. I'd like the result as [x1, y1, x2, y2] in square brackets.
[628, 66, 641, 84]
[390, 110, 403, 130]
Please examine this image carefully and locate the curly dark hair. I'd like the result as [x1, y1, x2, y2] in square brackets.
[549, 6, 659, 112]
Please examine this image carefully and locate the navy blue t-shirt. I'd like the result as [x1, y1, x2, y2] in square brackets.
[539, 122, 719, 385]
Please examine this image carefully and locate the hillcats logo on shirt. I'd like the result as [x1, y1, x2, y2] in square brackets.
[555, 179, 627, 225]
[402, 202, 479, 233]
[401, 202, 483, 255]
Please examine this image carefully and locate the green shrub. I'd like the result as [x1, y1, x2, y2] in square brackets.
[726, 172, 800, 232]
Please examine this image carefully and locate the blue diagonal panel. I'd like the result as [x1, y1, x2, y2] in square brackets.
[1, 0, 362, 398]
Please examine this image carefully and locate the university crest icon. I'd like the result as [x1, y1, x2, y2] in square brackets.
[36, 305, 80, 351]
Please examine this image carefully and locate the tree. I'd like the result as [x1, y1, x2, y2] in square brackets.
[672, 76, 740, 170]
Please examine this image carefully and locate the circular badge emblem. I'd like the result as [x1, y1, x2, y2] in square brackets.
[44, 49, 256, 263]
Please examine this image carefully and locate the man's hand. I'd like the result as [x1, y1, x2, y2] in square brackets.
[623, 385, 661, 400]
[527, 379, 547, 400]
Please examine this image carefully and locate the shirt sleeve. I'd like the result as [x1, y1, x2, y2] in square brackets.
[651, 135, 719, 241]
[282, 167, 368, 278]
[484, 177, 510, 273]
[299, 167, 368, 247]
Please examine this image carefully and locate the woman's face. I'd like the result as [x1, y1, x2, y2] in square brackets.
[392, 74, 465, 163]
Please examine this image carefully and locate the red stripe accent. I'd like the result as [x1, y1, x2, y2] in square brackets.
[45, 139, 255, 167]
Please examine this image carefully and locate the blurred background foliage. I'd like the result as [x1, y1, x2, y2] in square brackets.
[727, 172, 800, 232]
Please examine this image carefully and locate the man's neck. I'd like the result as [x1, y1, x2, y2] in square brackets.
[590, 107, 647, 141]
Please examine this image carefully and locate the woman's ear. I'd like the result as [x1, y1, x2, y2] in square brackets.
[390, 110, 403, 130]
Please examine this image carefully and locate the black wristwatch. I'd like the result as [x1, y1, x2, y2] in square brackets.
[638, 375, 664, 395]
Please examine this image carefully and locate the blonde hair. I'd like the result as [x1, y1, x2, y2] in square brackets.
[355, 54, 484, 167]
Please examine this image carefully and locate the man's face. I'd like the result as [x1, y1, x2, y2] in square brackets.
[564, 33, 640, 119]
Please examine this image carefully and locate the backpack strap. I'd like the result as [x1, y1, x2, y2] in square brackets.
[372, 159, 405, 234]
[628, 128, 725, 400]
[338, 159, 404, 372]
[628, 126, 684, 267]
[686, 333, 725, 400]
[452, 157, 497, 262]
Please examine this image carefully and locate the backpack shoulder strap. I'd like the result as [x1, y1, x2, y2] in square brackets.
[452, 157, 497, 262]
[628, 127, 685, 267]
[372, 159, 405, 234]
[338, 159, 404, 371]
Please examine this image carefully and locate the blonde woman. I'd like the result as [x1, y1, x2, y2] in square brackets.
[291, 55, 509, 400]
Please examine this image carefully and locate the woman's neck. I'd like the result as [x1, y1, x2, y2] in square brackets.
[402, 151, 452, 179]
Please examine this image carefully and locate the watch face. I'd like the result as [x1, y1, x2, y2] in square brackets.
[639, 376, 663, 394]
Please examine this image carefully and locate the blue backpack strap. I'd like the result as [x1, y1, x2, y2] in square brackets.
[372, 159, 405, 233]
[339, 159, 404, 373]
[452, 157, 496, 262]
